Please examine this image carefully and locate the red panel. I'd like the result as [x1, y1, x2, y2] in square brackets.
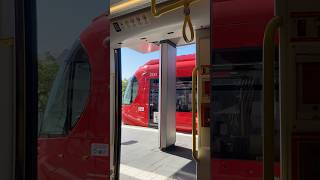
[204, 81, 211, 96]
[292, 133, 320, 180]
[80, 15, 110, 178]
[38, 14, 110, 179]
[213, 0, 274, 49]
[300, 63, 320, 104]
[211, 159, 280, 180]
[201, 103, 211, 127]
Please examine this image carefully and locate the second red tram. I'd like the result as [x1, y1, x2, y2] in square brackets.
[122, 54, 195, 133]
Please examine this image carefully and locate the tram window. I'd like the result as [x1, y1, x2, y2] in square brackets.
[214, 48, 262, 65]
[123, 76, 138, 104]
[39, 62, 71, 135]
[214, 47, 279, 65]
[70, 47, 90, 127]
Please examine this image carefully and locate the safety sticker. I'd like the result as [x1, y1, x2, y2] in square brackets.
[91, 143, 109, 157]
[138, 106, 145, 112]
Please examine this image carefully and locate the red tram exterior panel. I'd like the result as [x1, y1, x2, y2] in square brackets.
[38, 15, 110, 179]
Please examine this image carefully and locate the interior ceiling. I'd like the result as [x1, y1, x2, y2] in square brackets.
[109, 0, 210, 53]
[110, 0, 123, 5]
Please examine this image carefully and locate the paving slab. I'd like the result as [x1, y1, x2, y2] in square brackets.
[120, 125, 196, 180]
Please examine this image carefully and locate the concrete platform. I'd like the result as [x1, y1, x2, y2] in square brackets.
[120, 125, 196, 180]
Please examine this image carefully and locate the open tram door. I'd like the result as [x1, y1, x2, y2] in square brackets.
[109, 0, 211, 179]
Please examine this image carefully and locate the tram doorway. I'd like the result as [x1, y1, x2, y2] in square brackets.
[110, 0, 210, 179]
[118, 44, 197, 179]
[109, 0, 211, 179]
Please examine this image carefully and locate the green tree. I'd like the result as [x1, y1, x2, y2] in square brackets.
[38, 52, 59, 113]
[122, 78, 129, 97]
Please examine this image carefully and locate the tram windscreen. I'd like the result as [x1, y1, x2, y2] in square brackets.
[123, 76, 138, 105]
[39, 44, 91, 135]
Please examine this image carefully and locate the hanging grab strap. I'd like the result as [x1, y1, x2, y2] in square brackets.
[151, 0, 198, 43]
[182, 5, 194, 43]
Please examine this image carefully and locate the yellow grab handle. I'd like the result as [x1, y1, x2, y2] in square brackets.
[182, 6, 194, 43]
[151, 0, 197, 17]
[262, 16, 281, 180]
[192, 67, 199, 162]
[151, 0, 198, 43]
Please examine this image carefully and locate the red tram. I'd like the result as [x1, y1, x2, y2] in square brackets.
[122, 55, 195, 133]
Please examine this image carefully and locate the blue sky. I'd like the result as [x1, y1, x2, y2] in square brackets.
[37, 0, 106, 56]
[121, 44, 196, 79]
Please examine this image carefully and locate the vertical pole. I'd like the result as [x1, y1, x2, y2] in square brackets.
[159, 40, 176, 149]
[14, 0, 38, 179]
[23, 0, 38, 178]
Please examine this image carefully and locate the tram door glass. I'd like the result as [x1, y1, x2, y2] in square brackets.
[149, 78, 192, 125]
[176, 77, 192, 112]
[210, 48, 280, 179]
[149, 79, 159, 125]
[212, 64, 280, 159]
[35, 1, 108, 179]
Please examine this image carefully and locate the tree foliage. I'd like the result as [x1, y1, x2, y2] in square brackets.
[38, 52, 59, 112]
[122, 78, 129, 97]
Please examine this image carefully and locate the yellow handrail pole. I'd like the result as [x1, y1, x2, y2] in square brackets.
[192, 67, 199, 162]
[262, 16, 281, 180]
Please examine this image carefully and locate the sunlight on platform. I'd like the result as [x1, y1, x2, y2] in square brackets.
[120, 125, 196, 180]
